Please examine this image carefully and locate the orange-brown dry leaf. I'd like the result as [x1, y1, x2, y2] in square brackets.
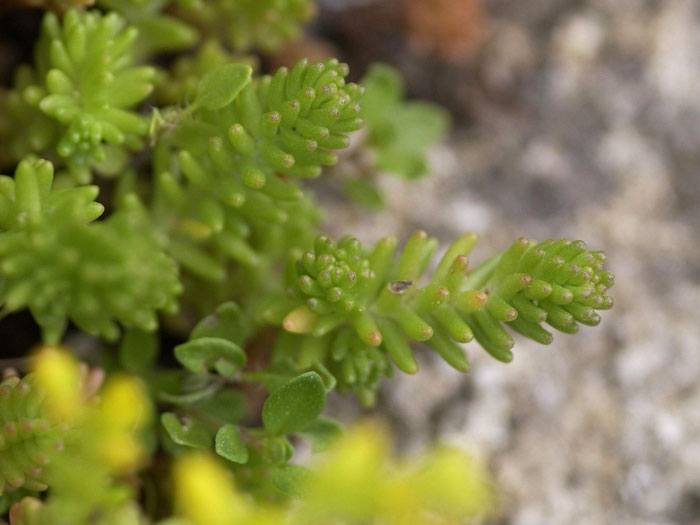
[403, 0, 486, 60]
[268, 36, 340, 70]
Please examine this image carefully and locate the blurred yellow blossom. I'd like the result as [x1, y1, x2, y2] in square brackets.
[173, 452, 287, 525]
[93, 375, 152, 473]
[174, 452, 249, 525]
[295, 422, 495, 524]
[31, 345, 83, 421]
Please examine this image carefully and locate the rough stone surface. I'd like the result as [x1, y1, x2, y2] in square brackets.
[322, 0, 700, 523]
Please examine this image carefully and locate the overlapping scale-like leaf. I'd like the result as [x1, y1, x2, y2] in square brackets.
[172, 58, 363, 182]
[152, 59, 361, 282]
[281, 231, 614, 404]
[462, 237, 614, 362]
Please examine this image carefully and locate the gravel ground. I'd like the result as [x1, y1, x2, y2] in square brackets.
[323, 0, 700, 523]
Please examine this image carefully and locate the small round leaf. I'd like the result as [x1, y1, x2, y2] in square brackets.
[262, 372, 326, 435]
[174, 337, 246, 378]
[195, 64, 252, 111]
[215, 424, 249, 464]
[161, 412, 212, 449]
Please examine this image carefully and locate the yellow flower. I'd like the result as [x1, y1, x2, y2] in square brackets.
[300, 422, 389, 520]
[94, 375, 152, 473]
[382, 447, 496, 524]
[173, 452, 248, 525]
[299, 422, 495, 524]
[31, 345, 82, 421]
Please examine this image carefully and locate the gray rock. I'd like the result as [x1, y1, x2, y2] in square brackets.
[324, 0, 700, 522]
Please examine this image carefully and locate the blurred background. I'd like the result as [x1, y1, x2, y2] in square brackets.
[313, 0, 700, 523]
[1, 0, 699, 523]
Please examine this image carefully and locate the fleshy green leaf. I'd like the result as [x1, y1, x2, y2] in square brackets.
[194, 63, 252, 111]
[174, 337, 246, 377]
[262, 372, 326, 435]
[215, 424, 248, 464]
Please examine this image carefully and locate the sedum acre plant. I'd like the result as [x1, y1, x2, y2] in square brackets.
[0, 1, 613, 524]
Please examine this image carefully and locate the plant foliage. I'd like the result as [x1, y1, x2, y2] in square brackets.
[0, 1, 614, 523]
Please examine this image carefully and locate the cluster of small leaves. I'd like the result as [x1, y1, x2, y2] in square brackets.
[179, 0, 316, 52]
[462, 237, 614, 361]
[1, 10, 157, 182]
[0, 1, 616, 523]
[280, 231, 614, 403]
[362, 64, 449, 180]
[4, 347, 154, 525]
[168, 423, 494, 525]
[151, 58, 362, 285]
[343, 64, 449, 209]
[0, 373, 63, 496]
[0, 158, 181, 343]
[148, 303, 340, 501]
[96, 0, 197, 56]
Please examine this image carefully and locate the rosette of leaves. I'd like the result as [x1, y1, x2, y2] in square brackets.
[0, 68, 59, 170]
[152, 59, 361, 284]
[179, 0, 316, 52]
[21, 9, 157, 181]
[0, 374, 64, 496]
[273, 236, 391, 403]
[281, 231, 613, 403]
[0, 157, 181, 343]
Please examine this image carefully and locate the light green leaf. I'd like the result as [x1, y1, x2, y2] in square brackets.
[272, 464, 311, 498]
[215, 424, 249, 464]
[161, 412, 212, 449]
[194, 389, 246, 424]
[194, 63, 252, 110]
[119, 328, 159, 374]
[191, 302, 250, 346]
[300, 416, 343, 452]
[174, 337, 246, 377]
[361, 63, 403, 119]
[262, 372, 326, 435]
[344, 178, 385, 210]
